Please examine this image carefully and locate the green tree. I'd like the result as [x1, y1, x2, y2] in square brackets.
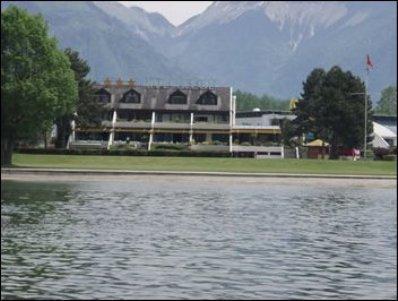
[280, 118, 300, 147]
[294, 66, 373, 159]
[375, 85, 397, 116]
[54, 48, 104, 148]
[234, 90, 290, 111]
[1, 6, 78, 166]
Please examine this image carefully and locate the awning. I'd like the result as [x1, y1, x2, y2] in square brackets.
[305, 139, 329, 147]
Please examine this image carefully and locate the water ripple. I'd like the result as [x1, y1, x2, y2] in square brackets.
[1, 180, 396, 299]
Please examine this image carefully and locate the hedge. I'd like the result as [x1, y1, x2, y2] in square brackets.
[382, 155, 397, 161]
[151, 143, 188, 151]
[14, 148, 231, 158]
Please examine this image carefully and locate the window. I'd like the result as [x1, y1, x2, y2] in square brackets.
[194, 116, 208, 122]
[95, 88, 111, 103]
[168, 90, 187, 104]
[270, 118, 281, 126]
[211, 134, 229, 144]
[193, 134, 206, 143]
[197, 90, 217, 105]
[76, 132, 109, 141]
[121, 89, 140, 103]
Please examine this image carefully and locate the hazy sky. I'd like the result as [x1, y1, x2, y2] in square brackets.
[118, 1, 213, 26]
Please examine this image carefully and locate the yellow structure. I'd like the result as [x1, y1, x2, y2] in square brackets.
[289, 98, 298, 110]
[305, 139, 329, 147]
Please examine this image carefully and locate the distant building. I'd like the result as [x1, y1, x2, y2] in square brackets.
[372, 115, 397, 148]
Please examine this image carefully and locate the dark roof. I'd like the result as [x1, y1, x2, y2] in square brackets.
[373, 114, 397, 125]
[236, 110, 293, 118]
[94, 84, 231, 112]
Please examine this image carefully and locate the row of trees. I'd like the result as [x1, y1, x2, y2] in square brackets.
[1, 6, 103, 166]
[234, 90, 290, 111]
[374, 85, 397, 116]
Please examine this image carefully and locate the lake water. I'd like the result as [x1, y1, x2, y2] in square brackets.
[1, 178, 396, 299]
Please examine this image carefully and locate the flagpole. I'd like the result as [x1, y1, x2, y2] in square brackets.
[363, 69, 368, 159]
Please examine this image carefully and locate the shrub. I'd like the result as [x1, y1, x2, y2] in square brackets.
[383, 155, 397, 161]
[373, 147, 389, 160]
[152, 143, 187, 151]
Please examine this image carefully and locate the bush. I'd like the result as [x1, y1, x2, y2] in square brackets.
[152, 143, 187, 151]
[382, 155, 397, 161]
[241, 142, 252, 146]
[373, 147, 389, 160]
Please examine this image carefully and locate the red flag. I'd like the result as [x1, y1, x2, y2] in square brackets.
[366, 54, 374, 70]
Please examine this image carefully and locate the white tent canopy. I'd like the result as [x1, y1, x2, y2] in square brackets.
[372, 121, 397, 148]
[373, 122, 396, 138]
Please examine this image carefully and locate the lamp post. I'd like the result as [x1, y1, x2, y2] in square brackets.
[348, 91, 368, 159]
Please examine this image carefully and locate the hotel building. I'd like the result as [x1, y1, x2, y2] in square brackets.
[69, 80, 287, 157]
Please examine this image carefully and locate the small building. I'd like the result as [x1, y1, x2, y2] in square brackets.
[304, 139, 329, 159]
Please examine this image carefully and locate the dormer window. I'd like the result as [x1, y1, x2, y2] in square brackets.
[197, 90, 217, 105]
[121, 89, 141, 103]
[95, 88, 111, 103]
[168, 90, 187, 104]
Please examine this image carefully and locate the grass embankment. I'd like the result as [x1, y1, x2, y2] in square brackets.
[10, 153, 397, 176]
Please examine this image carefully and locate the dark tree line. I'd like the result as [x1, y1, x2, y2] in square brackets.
[54, 48, 105, 149]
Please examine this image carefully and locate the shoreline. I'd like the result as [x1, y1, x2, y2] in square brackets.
[2, 168, 396, 188]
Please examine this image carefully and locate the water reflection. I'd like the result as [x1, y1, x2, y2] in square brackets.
[1, 179, 396, 299]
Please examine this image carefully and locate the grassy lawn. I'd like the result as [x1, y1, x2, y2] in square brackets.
[9, 153, 397, 176]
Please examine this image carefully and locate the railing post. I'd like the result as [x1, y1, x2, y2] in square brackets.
[189, 112, 194, 144]
[107, 110, 117, 150]
[229, 132, 233, 154]
[66, 119, 76, 150]
[148, 111, 155, 151]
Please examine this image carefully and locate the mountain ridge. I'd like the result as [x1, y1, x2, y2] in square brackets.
[1, 1, 396, 101]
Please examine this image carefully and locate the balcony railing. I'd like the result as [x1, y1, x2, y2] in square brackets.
[101, 120, 113, 127]
[232, 145, 283, 153]
[153, 122, 191, 130]
[192, 122, 230, 130]
[114, 121, 152, 129]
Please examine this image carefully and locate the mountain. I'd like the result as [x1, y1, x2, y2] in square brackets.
[171, 1, 397, 100]
[1, 1, 193, 85]
[2, 1, 397, 101]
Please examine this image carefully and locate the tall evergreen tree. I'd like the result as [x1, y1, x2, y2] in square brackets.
[294, 66, 373, 159]
[1, 6, 77, 166]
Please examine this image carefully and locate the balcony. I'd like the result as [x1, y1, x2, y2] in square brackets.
[117, 103, 144, 110]
[153, 122, 191, 130]
[69, 140, 108, 150]
[190, 144, 229, 152]
[232, 145, 283, 158]
[192, 122, 230, 130]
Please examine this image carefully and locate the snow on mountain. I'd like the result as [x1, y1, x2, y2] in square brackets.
[3, 1, 396, 99]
